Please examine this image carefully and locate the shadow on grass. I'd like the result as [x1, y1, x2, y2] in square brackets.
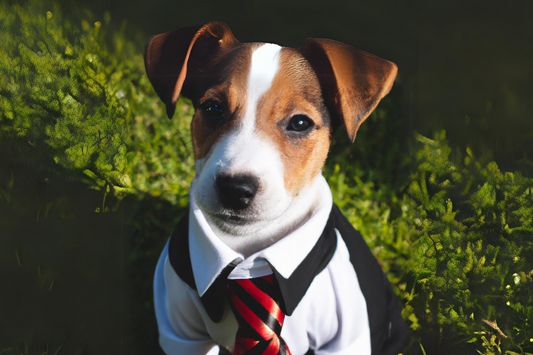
[0, 164, 181, 354]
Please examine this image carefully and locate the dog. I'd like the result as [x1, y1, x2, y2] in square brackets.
[145, 22, 407, 355]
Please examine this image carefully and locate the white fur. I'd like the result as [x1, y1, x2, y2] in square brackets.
[192, 43, 323, 257]
[242, 43, 282, 134]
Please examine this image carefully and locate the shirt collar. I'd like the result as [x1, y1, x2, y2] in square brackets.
[189, 174, 333, 297]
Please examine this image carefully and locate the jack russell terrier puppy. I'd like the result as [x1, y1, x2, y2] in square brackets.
[145, 22, 407, 355]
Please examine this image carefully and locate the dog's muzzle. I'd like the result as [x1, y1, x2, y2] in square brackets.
[215, 174, 259, 210]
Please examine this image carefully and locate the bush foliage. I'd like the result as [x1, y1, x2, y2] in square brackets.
[1, 1, 532, 354]
[0, 0, 195, 209]
[405, 132, 533, 354]
[328, 129, 533, 354]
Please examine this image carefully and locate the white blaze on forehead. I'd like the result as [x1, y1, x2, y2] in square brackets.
[248, 43, 282, 96]
[242, 43, 282, 131]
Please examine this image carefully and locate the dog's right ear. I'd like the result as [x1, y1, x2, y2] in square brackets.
[144, 22, 239, 119]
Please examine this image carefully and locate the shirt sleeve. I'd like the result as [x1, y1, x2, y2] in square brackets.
[314, 231, 372, 355]
[154, 240, 220, 355]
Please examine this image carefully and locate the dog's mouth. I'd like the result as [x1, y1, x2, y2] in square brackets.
[211, 211, 260, 226]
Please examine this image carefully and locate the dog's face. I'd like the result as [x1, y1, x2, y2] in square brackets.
[190, 43, 332, 233]
[145, 22, 397, 236]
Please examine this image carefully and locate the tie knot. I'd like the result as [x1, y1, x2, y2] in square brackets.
[227, 274, 291, 355]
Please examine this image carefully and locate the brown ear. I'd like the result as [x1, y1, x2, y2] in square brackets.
[144, 22, 239, 119]
[300, 38, 398, 142]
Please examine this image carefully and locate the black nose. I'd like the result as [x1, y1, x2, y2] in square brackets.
[215, 174, 259, 210]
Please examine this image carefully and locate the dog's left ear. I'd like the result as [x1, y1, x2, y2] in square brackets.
[300, 38, 398, 142]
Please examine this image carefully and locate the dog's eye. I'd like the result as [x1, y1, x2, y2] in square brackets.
[287, 115, 314, 132]
[202, 101, 225, 118]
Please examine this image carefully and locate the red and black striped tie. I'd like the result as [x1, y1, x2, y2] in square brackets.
[227, 274, 291, 355]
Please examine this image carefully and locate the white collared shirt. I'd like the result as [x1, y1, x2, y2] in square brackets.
[154, 175, 373, 355]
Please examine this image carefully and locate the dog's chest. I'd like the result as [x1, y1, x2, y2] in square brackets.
[196, 234, 371, 354]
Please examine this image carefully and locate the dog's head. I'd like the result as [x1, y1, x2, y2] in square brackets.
[145, 22, 397, 236]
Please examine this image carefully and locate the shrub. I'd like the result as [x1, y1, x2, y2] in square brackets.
[1, 2, 130, 201]
[402, 131, 533, 354]
[328, 130, 533, 354]
[0, 2, 193, 352]
[0, 0, 195, 210]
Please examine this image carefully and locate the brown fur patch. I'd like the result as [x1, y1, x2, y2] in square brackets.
[255, 48, 332, 195]
[190, 45, 255, 160]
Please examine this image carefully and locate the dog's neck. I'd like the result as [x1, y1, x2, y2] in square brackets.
[189, 174, 328, 258]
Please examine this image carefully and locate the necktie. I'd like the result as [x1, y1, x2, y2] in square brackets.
[227, 274, 291, 355]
